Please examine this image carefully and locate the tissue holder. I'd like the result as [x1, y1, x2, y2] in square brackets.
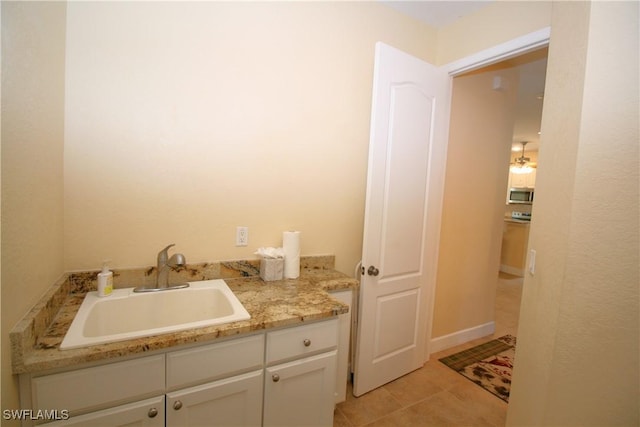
[260, 258, 284, 281]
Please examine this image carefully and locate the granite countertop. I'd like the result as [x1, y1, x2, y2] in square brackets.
[10, 256, 358, 375]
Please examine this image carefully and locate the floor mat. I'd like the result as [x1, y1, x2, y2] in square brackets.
[439, 335, 516, 402]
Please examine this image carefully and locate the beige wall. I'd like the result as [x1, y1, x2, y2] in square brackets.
[507, 1, 639, 425]
[1, 1, 67, 417]
[432, 67, 518, 338]
[436, 1, 552, 65]
[62, 1, 436, 275]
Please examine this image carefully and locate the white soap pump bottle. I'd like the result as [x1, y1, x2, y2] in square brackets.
[97, 260, 113, 297]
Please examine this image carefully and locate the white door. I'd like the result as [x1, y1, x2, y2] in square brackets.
[354, 42, 450, 396]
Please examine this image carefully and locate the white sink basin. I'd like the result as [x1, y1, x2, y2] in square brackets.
[60, 279, 250, 350]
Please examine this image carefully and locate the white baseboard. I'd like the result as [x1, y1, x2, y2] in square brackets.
[429, 321, 495, 355]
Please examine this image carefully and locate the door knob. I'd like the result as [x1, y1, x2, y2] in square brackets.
[367, 266, 379, 276]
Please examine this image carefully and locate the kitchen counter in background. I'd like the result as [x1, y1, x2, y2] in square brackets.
[504, 217, 531, 224]
[10, 255, 358, 374]
[500, 219, 531, 276]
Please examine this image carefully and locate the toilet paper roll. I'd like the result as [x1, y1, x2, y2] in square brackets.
[283, 231, 300, 279]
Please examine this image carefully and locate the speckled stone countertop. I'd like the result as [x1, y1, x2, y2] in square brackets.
[10, 255, 358, 375]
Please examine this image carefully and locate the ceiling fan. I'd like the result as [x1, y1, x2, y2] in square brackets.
[510, 141, 536, 174]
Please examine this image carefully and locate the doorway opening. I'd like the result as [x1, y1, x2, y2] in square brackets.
[442, 46, 547, 344]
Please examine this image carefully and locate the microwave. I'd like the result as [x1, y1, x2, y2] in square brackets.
[508, 187, 534, 204]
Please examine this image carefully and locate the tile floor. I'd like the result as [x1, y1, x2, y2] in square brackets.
[335, 273, 523, 427]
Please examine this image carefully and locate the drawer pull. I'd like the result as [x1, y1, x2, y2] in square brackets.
[173, 400, 183, 411]
[272, 374, 280, 382]
[148, 408, 158, 418]
[303, 339, 311, 347]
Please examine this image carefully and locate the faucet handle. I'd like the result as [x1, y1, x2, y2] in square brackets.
[160, 243, 176, 253]
[158, 244, 176, 262]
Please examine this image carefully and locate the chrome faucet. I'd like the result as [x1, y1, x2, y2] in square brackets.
[156, 244, 186, 288]
[134, 244, 189, 292]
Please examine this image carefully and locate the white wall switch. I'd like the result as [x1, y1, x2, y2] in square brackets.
[528, 249, 536, 275]
[236, 226, 248, 246]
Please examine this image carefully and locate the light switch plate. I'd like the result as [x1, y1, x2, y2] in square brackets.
[528, 249, 536, 275]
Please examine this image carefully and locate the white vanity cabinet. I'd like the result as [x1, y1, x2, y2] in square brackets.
[20, 318, 341, 427]
[263, 319, 338, 427]
[25, 334, 265, 427]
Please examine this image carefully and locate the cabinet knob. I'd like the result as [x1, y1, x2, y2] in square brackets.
[272, 374, 280, 382]
[173, 400, 183, 411]
[148, 408, 158, 418]
[303, 338, 311, 347]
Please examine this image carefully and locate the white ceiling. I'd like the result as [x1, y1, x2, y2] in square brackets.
[510, 56, 547, 153]
[379, 1, 545, 153]
[380, 0, 494, 28]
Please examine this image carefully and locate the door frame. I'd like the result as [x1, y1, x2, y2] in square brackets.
[444, 27, 550, 77]
[424, 27, 551, 359]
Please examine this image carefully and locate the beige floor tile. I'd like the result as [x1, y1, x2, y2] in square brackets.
[415, 358, 473, 393]
[336, 386, 403, 426]
[382, 366, 444, 407]
[448, 379, 508, 426]
[364, 391, 495, 427]
[333, 407, 353, 427]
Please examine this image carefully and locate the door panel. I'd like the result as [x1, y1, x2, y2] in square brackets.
[381, 84, 432, 279]
[354, 42, 449, 396]
[373, 288, 420, 361]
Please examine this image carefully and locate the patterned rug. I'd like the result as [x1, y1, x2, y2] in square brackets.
[439, 335, 516, 402]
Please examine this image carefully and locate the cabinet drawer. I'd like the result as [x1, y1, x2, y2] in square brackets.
[32, 355, 165, 414]
[45, 396, 164, 427]
[266, 319, 338, 365]
[167, 334, 264, 389]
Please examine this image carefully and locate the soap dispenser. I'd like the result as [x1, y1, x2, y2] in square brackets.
[97, 261, 113, 297]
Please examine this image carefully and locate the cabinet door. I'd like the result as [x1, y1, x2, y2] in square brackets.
[510, 172, 527, 188]
[509, 170, 536, 189]
[500, 222, 530, 276]
[526, 169, 537, 188]
[263, 350, 337, 427]
[166, 370, 263, 427]
[46, 396, 164, 427]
